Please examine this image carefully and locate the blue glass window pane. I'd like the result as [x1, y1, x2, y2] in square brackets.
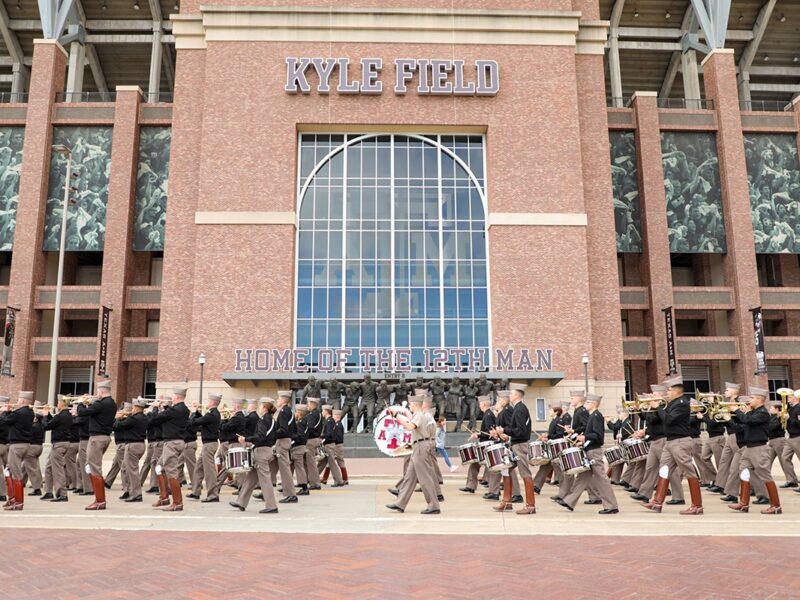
[376, 288, 392, 318]
[313, 288, 327, 318]
[298, 231, 313, 259]
[298, 261, 312, 286]
[472, 263, 487, 286]
[345, 321, 359, 346]
[426, 288, 440, 318]
[459, 320, 473, 346]
[377, 320, 391, 346]
[362, 261, 376, 286]
[329, 263, 343, 286]
[395, 320, 410, 346]
[458, 289, 472, 317]
[470, 188, 483, 219]
[473, 288, 488, 318]
[411, 349, 425, 369]
[426, 321, 440, 346]
[457, 263, 471, 286]
[411, 320, 425, 345]
[313, 263, 328, 285]
[345, 288, 359, 317]
[313, 320, 327, 346]
[474, 321, 489, 346]
[298, 288, 312, 318]
[376, 261, 391, 286]
[297, 319, 311, 346]
[444, 320, 458, 345]
[328, 322, 342, 347]
[345, 261, 359, 286]
[444, 288, 457, 318]
[361, 288, 376, 318]
[329, 232, 342, 259]
[328, 289, 342, 318]
[472, 232, 486, 259]
[315, 188, 329, 220]
[362, 322, 376, 346]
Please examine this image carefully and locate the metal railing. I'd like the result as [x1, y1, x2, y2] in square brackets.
[55, 91, 117, 103]
[144, 92, 174, 103]
[657, 97, 714, 110]
[0, 92, 27, 103]
[606, 96, 628, 108]
[739, 100, 790, 112]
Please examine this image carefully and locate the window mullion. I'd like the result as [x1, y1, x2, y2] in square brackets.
[437, 134, 445, 358]
[390, 134, 396, 355]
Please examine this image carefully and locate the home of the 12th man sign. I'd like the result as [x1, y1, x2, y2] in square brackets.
[284, 58, 500, 96]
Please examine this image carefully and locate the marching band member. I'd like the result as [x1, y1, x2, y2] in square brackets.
[113, 398, 148, 502]
[40, 396, 73, 502]
[148, 387, 189, 512]
[700, 405, 726, 489]
[494, 391, 522, 509]
[386, 395, 440, 514]
[555, 394, 619, 514]
[210, 398, 245, 497]
[65, 408, 79, 492]
[319, 404, 345, 487]
[142, 397, 165, 494]
[331, 409, 348, 485]
[75, 382, 117, 511]
[708, 383, 741, 494]
[269, 391, 298, 503]
[621, 410, 646, 492]
[630, 385, 684, 505]
[786, 393, 800, 493]
[641, 377, 702, 515]
[0, 396, 8, 502]
[421, 397, 442, 500]
[727, 388, 782, 514]
[532, 404, 565, 493]
[181, 405, 201, 488]
[304, 397, 323, 490]
[689, 400, 716, 487]
[291, 404, 310, 495]
[230, 397, 279, 514]
[24, 400, 46, 496]
[606, 406, 631, 485]
[766, 400, 797, 488]
[555, 390, 601, 505]
[497, 383, 536, 514]
[104, 402, 131, 495]
[187, 393, 222, 502]
[1, 391, 34, 510]
[460, 395, 495, 495]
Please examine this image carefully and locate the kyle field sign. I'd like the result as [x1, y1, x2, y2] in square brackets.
[285, 57, 499, 96]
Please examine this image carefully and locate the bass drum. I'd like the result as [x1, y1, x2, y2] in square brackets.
[373, 407, 414, 457]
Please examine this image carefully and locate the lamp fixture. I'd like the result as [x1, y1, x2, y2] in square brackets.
[763, 55, 770, 62]
[102, 1, 107, 10]
[738, 14, 744, 22]
[779, 13, 786, 23]
[133, 0, 140, 10]
[665, 10, 671, 20]
[633, 8, 639, 18]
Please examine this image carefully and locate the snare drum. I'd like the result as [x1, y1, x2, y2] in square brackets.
[559, 447, 590, 476]
[604, 445, 626, 467]
[527, 440, 551, 466]
[622, 438, 650, 463]
[458, 443, 479, 466]
[484, 443, 518, 473]
[547, 438, 571, 459]
[475, 441, 493, 463]
[225, 446, 254, 474]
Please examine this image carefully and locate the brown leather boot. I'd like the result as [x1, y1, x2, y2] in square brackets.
[164, 478, 183, 512]
[761, 481, 782, 515]
[680, 478, 704, 515]
[2, 475, 14, 507]
[641, 476, 669, 512]
[152, 474, 170, 507]
[3, 479, 22, 511]
[85, 475, 107, 510]
[341, 468, 349, 485]
[516, 477, 536, 514]
[728, 480, 750, 513]
[321, 468, 330, 484]
[493, 476, 513, 511]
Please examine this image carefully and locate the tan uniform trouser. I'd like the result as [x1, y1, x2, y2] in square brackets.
[149, 441, 164, 487]
[396, 441, 440, 511]
[211, 441, 234, 497]
[715, 434, 738, 489]
[290, 444, 307, 486]
[692, 438, 716, 484]
[268, 438, 296, 497]
[320, 444, 343, 485]
[741, 445, 774, 484]
[701, 435, 725, 480]
[7, 443, 28, 479]
[768, 437, 797, 485]
[661, 437, 697, 481]
[157, 440, 185, 480]
[637, 438, 685, 501]
[124, 442, 145, 497]
[47, 441, 70, 497]
[0, 443, 7, 495]
[563, 447, 618, 510]
[104, 443, 125, 487]
[182, 441, 197, 486]
[139, 441, 154, 486]
[304, 438, 322, 486]
[86, 435, 111, 477]
[238, 446, 278, 511]
[77, 439, 91, 490]
[192, 441, 219, 497]
[65, 442, 78, 488]
[23, 444, 43, 490]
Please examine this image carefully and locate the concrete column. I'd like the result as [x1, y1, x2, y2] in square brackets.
[701, 49, 765, 389]
[737, 71, 751, 105]
[631, 92, 674, 381]
[681, 49, 701, 103]
[608, 33, 623, 107]
[148, 25, 163, 102]
[65, 41, 85, 100]
[98, 86, 142, 402]
[6, 40, 68, 396]
[575, 43, 625, 395]
[10, 63, 28, 97]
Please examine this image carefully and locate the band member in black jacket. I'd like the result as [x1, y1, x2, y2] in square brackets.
[556, 394, 619, 514]
[461, 395, 496, 496]
[291, 404, 310, 495]
[0, 391, 34, 510]
[231, 397, 279, 514]
[114, 398, 149, 502]
[533, 405, 566, 493]
[270, 391, 298, 502]
[41, 397, 73, 502]
[75, 381, 117, 511]
[727, 388, 782, 515]
[319, 405, 345, 487]
[497, 383, 535, 514]
[188, 393, 222, 502]
[304, 397, 324, 490]
[148, 388, 189, 512]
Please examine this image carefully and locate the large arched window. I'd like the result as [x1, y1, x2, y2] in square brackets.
[295, 133, 490, 370]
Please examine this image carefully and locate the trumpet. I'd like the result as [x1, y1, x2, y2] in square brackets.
[709, 401, 749, 422]
[622, 394, 665, 414]
[690, 402, 707, 415]
[695, 391, 723, 406]
[777, 387, 793, 430]
[65, 394, 95, 407]
[220, 403, 232, 419]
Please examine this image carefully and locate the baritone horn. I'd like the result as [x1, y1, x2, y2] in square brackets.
[777, 388, 794, 429]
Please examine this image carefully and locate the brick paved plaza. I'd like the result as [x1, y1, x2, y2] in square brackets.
[4, 461, 800, 599]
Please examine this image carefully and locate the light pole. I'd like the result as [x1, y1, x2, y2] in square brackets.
[582, 352, 589, 394]
[198, 352, 206, 403]
[47, 144, 73, 406]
